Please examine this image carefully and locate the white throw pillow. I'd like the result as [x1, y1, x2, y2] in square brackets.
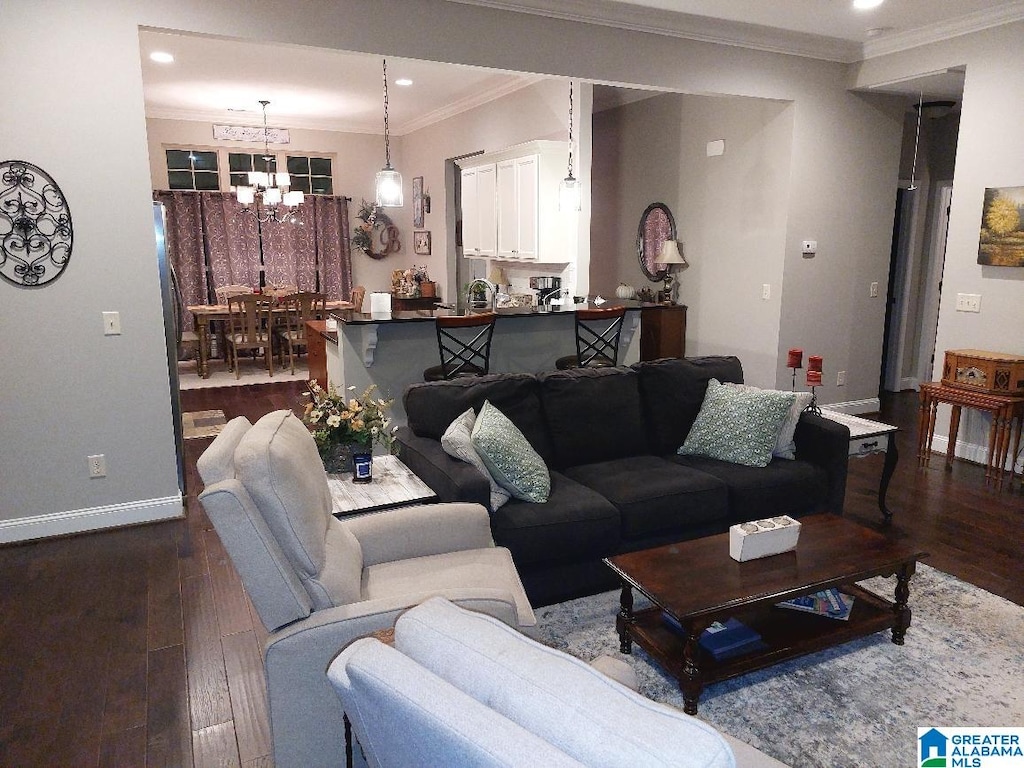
[441, 408, 512, 511]
[725, 383, 811, 460]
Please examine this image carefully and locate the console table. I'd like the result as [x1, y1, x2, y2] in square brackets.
[917, 381, 1023, 489]
[821, 410, 899, 522]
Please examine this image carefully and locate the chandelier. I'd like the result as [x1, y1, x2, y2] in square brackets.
[375, 58, 404, 207]
[235, 100, 304, 221]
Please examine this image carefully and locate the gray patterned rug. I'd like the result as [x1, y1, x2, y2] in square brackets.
[533, 564, 1024, 768]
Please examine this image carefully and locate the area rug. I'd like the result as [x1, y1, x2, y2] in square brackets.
[182, 409, 227, 439]
[534, 564, 1024, 768]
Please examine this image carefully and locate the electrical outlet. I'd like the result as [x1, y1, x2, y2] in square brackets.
[955, 293, 981, 313]
[761, 283, 771, 300]
[88, 454, 106, 478]
[102, 311, 121, 335]
[870, 282, 879, 298]
[837, 370, 846, 386]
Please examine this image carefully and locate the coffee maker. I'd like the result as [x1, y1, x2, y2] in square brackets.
[529, 276, 562, 305]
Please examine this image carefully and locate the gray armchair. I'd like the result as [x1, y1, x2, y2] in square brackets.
[196, 410, 535, 768]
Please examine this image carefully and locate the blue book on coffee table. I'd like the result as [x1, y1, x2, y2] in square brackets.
[663, 615, 767, 661]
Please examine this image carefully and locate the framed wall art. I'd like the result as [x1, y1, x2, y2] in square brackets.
[978, 186, 1024, 266]
[413, 230, 431, 256]
[413, 176, 425, 228]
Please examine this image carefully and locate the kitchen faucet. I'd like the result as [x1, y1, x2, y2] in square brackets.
[465, 278, 496, 312]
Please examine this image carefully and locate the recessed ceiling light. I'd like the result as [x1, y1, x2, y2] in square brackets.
[395, 78, 413, 87]
[149, 51, 174, 64]
[853, 0, 884, 10]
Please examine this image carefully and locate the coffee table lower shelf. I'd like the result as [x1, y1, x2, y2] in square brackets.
[619, 583, 897, 712]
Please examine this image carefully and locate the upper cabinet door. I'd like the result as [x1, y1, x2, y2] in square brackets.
[514, 155, 538, 261]
[461, 164, 496, 258]
[476, 164, 496, 259]
[461, 167, 480, 255]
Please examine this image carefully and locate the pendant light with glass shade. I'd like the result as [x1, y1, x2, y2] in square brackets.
[559, 80, 581, 211]
[375, 58, 404, 207]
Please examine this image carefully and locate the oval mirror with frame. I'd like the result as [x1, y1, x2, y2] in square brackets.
[636, 202, 676, 282]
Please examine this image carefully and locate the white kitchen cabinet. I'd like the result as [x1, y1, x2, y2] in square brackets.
[459, 141, 572, 265]
[460, 164, 496, 259]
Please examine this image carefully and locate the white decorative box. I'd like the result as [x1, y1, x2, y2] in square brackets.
[729, 516, 801, 562]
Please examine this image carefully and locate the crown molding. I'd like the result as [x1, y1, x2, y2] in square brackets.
[445, 0, 861, 63]
[862, 0, 1024, 59]
[398, 74, 544, 135]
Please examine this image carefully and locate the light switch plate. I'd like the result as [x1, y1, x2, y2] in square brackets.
[706, 139, 725, 157]
[955, 293, 981, 313]
[102, 311, 121, 335]
[801, 240, 817, 255]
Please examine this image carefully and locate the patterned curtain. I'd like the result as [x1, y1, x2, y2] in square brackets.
[153, 190, 352, 304]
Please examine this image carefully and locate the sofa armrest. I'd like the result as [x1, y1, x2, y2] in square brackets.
[341, 502, 495, 565]
[793, 412, 850, 515]
[395, 427, 491, 509]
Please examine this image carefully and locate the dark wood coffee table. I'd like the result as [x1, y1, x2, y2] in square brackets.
[604, 514, 927, 714]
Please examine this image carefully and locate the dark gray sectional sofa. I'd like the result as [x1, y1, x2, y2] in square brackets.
[395, 356, 851, 606]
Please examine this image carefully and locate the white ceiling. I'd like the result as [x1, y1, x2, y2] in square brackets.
[140, 1, 1024, 133]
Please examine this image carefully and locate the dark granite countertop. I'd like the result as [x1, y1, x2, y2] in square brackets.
[331, 299, 681, 326]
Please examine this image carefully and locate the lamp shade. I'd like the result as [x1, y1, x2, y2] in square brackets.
[236, 186, 255, 206]
[656, 240, 689, 267]
[558, 175, 581, 211]
[375, 167, 404, 207]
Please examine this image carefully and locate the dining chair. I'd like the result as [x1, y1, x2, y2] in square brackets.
[215, 283, 252, 305]
[274, 291, 328, 374]
[424, 312, 497, 381]
[555, 306, 627, 369]
[225, 293, 275, 379]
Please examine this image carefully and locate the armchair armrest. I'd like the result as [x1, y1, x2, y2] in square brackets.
[341, 502, 494, 566]
[395, 427, 491, 509]
[794, 412, 850, 515]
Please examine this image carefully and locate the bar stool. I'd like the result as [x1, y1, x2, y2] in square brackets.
[555, 306, 627, 369]
[424, 313, 497, 381]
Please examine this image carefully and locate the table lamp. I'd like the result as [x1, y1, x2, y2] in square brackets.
[655, 240, 689, 304]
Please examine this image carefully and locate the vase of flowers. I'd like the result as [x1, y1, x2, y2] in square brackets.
[302, 381, 397, 474]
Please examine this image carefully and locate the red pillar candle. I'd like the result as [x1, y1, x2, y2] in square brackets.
[806, 370, 822, 386]
[807, 355, 823, 373]
[787, 348, 803, 368]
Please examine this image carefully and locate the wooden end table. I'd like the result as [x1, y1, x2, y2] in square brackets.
[328, 454, 437, 517]
[820, 410, 900, 522]
[604, 514, 926, 715]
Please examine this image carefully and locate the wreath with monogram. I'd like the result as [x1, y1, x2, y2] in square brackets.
[352, 199, 401, 260]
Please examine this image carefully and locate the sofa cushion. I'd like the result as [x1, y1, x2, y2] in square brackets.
[472, 401, 550, 503]
[233, 410, 363, 610]
[633, 357, 745, 456]
[490, 471, 620, 567]
[563, 456, 729, 539]
[441, 408, 512, 511]
[538, 368, 648, 469]
[327, 637, 584, 768]
[726, 383, 812, 460]
[395, 597, 736, 768]
[404, 373, 554, 462]
[679, 379, 795, 468]
[669, 454, 829, 521]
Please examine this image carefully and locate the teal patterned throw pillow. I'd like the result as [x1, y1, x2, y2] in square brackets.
[471, 400, 550, 503]
[678, 379, 796, 467]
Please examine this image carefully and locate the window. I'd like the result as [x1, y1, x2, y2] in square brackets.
[166, 149, 219, 190]
[287, 155, 334, 195]
[228, 152, 277, 190]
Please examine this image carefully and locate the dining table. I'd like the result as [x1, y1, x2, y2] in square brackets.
[188, 299, 352, 378]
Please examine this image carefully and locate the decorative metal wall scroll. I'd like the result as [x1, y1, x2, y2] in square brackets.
[0, 160, 73, 287]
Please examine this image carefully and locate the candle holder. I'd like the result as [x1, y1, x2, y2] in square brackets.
[806, 386, 822, 416]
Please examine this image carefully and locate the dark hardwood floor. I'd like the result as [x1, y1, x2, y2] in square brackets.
[0, 384, 1021, 767]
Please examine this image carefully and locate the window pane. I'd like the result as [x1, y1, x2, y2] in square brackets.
[192, 151, 218, 171]
[311, 177, 333, 195]
[229, 173, 249, 189]
[310, 157, 332, 176]
[290, 177, 311, 194]
[168, 170, 194, 189]
[287, 156, 309, 175]
[229, 153, 253, 172]
[194, 172, 220, 190]
[166, 149, 192, 170]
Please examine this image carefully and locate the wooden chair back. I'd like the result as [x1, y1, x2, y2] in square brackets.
[216, 284, 252, 305]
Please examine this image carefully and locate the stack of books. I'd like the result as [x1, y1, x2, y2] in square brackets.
[775, 587, 855, 620]
[663, 615, 767, 661]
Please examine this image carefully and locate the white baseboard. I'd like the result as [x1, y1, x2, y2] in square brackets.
[0, 495, 184, 544]
[928, 435, 1024, 473]
[820, 397, 880, 416]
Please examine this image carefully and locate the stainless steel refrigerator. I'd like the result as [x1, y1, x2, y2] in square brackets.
[154, 201, 186, 495]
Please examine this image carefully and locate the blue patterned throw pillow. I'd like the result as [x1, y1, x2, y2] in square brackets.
[471, 400, 550, 503]
[678, 379, 796, 467]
